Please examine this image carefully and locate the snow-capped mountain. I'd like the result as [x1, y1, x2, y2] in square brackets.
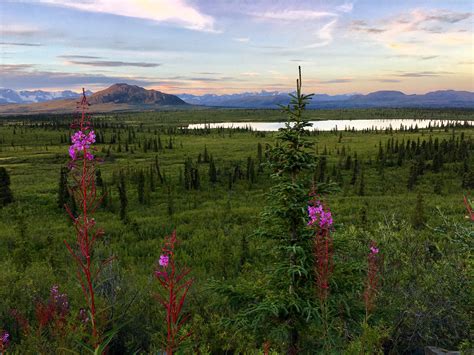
[0, 89, 93, 104]
[178, 90, 474, 109]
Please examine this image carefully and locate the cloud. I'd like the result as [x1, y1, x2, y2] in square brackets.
[233, 37, 250, 43]
[1, 24, 42, 37]
[0, 64, 36, 71]
[304, 19, 338, 48]
[349, 20, 386, 34]
[376, 79, 401, 83]
[58, 55, 102, 60]
[0, 65, 160, 89]
[194, 72, 221, 75]
[254, 10, 337, 21]
[241, 72, 260, 77]
[0, 42, 42, 46]
[348, 9, 473, 55]
[320, 78, 352, 84]
[36, 0, 217, 32]
[396, 71, 452, 78]
[420, 55, 438, 60]
[336, 2, 354, 13]
[425, 12, 472, 23]
[67, 60, 161, 67]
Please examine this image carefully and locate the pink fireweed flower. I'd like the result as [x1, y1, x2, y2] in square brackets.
[370, 246, 379, 254]
[1, 330, 9, 345]
[159, 254, 169, 267]
[308, 201, 333, 229]
[364, 241, 381, 315]
[69, 130, 96, 161]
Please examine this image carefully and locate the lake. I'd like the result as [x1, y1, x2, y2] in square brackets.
[186, 119, 472, 132]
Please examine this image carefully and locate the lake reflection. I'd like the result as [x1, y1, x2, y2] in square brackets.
[187, 119, 471, 132]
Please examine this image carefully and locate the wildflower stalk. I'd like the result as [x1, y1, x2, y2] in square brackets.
[0, 330, 9, 354]
[307, 192, 334, 348]
[154, 231, 193, 354]
[363, 241, 381, 321]
[64, 89, 110, 346]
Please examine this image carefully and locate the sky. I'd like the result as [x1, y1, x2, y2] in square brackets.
[1, 0, 473, 95]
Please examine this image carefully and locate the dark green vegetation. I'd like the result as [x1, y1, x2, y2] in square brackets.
[0, 108, 472, 353]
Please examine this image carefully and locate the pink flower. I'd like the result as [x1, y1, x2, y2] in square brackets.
[159, 254, 169, 267]
[69, 130, 96, 161]
[370, 246, 379, 254]
[308, 202, 333, 229]
[1, 330, 9, 345]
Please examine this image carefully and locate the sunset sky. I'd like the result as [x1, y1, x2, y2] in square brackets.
[1, 0, 473, 94]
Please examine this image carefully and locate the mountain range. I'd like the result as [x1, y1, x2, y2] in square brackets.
[0, 84, 188, 114]
[0, 84, 472, 114]
[178, 90, 474, 109]
[0, 88, 94, 104]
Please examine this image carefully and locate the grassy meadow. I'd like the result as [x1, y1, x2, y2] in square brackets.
[0, 108, 473, 353]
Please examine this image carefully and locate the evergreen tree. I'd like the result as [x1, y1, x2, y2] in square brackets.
[257, 142, 264, 173]
[166, 184, 174, 216]
[95, 169, 104, 187]
[118, 171, 128, 221]
[317, 156, 327, 182]
[184, 158, 193, 190]
[203, 145, 209, 163]
[358, 169, 365, 196]
[137, 170, 145, 204]
[433, 179, 443, 195]
[359, 202, 368, 225]
[350, 157, 359, 185]
[407, 163, 418, 191]
[57, 167, 70, 209]
[209, 156, 217, 184]
[246, 156, 256, 184]
[0, 167, 14, 207]
[192, 166, 200, 190]
[234, 67, 316, 352]
[412, 192, 426, 229]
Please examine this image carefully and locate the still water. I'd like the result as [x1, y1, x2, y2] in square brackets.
[187, 119, 471, 132]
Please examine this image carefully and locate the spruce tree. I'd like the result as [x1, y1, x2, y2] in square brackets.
[166, 184, 174, 216]
[118, 171, 128, 221]
[0, 167, 13, 207]
[412, 192, 426, 229]
[358, 169, 365, 196]
[58, 167, 70, 209]
[234, 67, 317, 352]
[209, 156, 217, 184]
[137, 170, 145, 204]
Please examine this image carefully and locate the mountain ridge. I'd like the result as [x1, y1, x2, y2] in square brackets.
[0, 84, 472, 114]
[0, 84, 188, 114]
[178, 89, 474, 108]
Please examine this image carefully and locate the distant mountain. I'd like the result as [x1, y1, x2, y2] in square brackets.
[0, 88, 93, 104]
[178, 90, 474, 109]
[178, 91, 353, 108]
[0, 84, 189, 115]
[1, 85, 472, 115]
[89, 83, 186, 106]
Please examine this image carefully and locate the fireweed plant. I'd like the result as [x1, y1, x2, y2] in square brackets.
[154, 230, 193, 354]
[0, 330, 9, 354]
[363, 241, 381, 320]
[64, 89, 111, 346]
[307, 192, 334, 349]
[307, 193, 334, 301]
[11, 285, 70, 338]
